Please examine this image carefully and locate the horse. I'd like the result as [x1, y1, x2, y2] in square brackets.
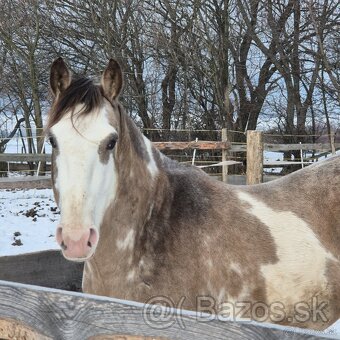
[46, 57, 340, 331]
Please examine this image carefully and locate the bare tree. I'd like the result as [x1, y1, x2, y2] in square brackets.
[308, 0, 340, 104]
[0, 0, 338, 166]
[0, 0, 48, 158]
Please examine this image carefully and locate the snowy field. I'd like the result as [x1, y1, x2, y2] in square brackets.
[0, 187, 339, 337]
[0, 188, 59, 256]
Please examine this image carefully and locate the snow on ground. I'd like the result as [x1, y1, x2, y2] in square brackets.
[0, 187, 339, 337]
[264, 151, 284, 174]
[326, 320, 340, 338]
[0, 188, 59, 256]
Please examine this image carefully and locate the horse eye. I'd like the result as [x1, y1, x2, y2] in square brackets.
[106, 139, 116, 150]
[49, 136, 57, 148]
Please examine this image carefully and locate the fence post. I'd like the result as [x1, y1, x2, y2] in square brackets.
[192, 138, 198, 165]
[246, 130, 263, 185]
[330, 131, 336, 155]
[221, 128, 228, 183]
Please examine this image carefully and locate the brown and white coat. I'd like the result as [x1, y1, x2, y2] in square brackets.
[46, 58, 340, 330]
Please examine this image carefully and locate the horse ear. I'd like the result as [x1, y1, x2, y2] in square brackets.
[50, 57, 72, 98]
[101, 59, 123, 100]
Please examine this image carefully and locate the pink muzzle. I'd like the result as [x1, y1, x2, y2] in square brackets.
[56, 225, 98, 260]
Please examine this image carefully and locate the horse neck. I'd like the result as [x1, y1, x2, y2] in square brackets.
[110, 113, 164, 231]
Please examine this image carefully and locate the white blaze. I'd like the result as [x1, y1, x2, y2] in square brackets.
[51, 103, 118, 232]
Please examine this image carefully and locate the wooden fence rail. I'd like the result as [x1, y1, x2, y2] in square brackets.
[153, 141, 230, 151]
[0, 278, 336, 340]
[1, 143, 339, 164]
[228, 142, 340, 153]
[265, 143, 340, 152]
[1, 144, 339, 163]
[1, 131, 339, 185]
[0, 153, 52, 162]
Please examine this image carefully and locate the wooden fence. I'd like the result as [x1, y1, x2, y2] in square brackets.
[1, 130, 339, 186]
[0, 251, 337, 340]
[1, 280, 336, 340]
[244, 130, 339, 184]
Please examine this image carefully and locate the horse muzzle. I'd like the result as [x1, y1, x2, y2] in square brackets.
[56, 225, 99, 261]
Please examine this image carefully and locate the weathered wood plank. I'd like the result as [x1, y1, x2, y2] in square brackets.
[153, 141, 231, 151]
[3, 163, 51, 172]
[247, 131, 263, 185]
[0, 280, 335, 340]
[89, 336, 167, 340]
[264, 161, 311, 166]
[264, 143, 340, 152]
[0, 153, 51, 162]
[0, 176, 52, 189]
[0, 250, 83, 291]
[198, 160, 242, 169]
[227, 142, 340, 153]
[229, 144, 247, 152]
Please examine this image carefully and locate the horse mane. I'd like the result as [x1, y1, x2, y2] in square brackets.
[47, 77, 104, 129]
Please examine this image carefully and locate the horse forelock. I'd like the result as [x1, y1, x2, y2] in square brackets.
[47, 77, 104, 130]
[46, 74, 156, 172]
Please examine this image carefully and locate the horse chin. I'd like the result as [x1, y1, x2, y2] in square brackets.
[61, 249, 96, 262]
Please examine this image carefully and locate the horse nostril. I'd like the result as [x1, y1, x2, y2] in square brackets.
[61, 241, 67, 250]
[89, 228, 98, 246]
